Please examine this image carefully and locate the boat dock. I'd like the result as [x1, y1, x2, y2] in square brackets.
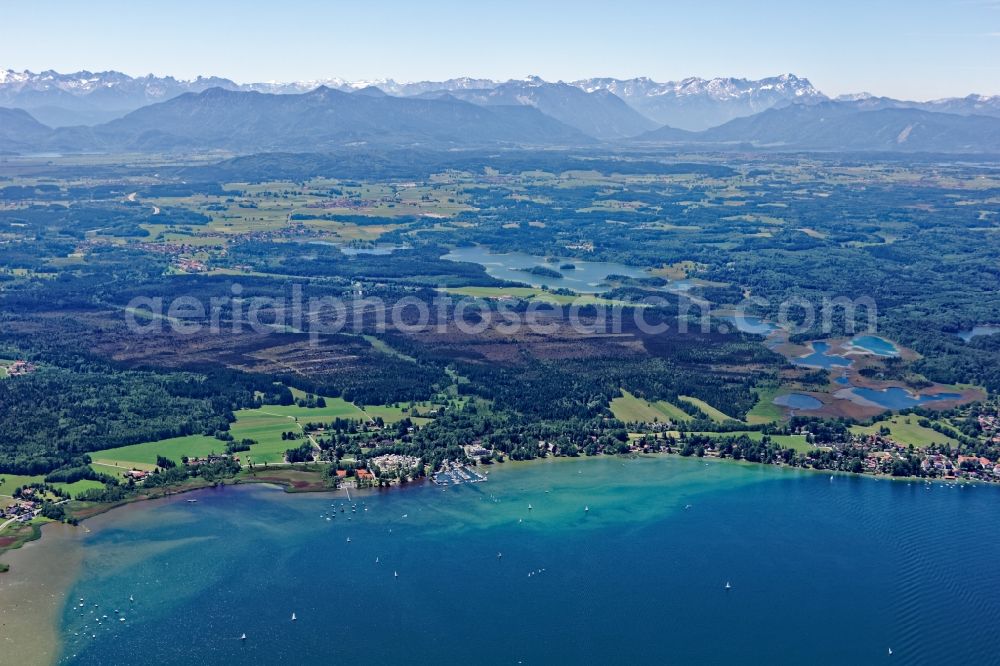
[432, 463, 487, 486]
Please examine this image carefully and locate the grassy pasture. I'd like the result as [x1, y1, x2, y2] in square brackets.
[746, 385, 784, 425]
[679, 396, 737, 423]
[610, 390, 691, 423]
[850, 417, 961, 449]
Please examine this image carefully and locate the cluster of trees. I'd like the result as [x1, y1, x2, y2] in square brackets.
[453, 352, 764, 423]
[284, 442, 314, 463]
[222, 242, 504, 288]
[0, 204, 208, 240]
[0, 358, 288, 474]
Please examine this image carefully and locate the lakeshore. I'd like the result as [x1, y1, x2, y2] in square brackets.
[3, 454, 1000, 664]
[7, 456, 997, 664]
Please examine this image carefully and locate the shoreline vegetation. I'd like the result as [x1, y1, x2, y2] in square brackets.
[3, 437, 992, 575]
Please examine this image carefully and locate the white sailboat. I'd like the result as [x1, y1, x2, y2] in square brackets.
[724, 581, 732, 590]
[291, 612, 297, 621]
[241, 633, 246, 641]
[394, 571, 398, 578]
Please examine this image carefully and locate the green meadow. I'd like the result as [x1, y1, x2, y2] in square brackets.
[850, 417, 961, 449]
[89, 395, 438, 470]
[679, 396, 738, 423]
[610, 390, 691, 423]
[745, 385, 784, 425]
[686, 431, 812, 453]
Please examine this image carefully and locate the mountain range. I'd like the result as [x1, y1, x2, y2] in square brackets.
[1, 69, 1000, 153]
[30, 86, 591, 152]
[637, 101, 1000, 152]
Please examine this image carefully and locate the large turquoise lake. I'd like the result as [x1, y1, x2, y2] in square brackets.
[58, 456, 1000, 665]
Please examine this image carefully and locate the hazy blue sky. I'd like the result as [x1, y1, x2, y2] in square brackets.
[1, 0, 998, 99]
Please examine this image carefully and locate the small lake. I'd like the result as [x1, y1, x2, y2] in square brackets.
[442, 245, 649, 294]
[956, 326, 1000, 342]
[834, 375, 851, 386]
[851, 335, 899, 356]
[773, 393, 823, 410]
[719, 315, 780, 336]
[311, 241, 410, 255]
[848, 387, 962, 410]
[793, 341, 852, 369]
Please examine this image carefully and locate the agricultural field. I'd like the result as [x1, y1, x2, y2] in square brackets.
[89, 434, 226, 471]
[87, 395, 440, 471]
[679, 396, 738, 423]
[850, 417, 961, 449]
[0, 473, 106, 500]
[610, 390, 691, 423]
[686, 431, 813, 453]
[745, 386, 785, 425]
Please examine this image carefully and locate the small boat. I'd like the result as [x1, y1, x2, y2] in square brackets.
[346, 537, 351, 543]
[394, 571, 398, 578]
[291, 613, 297, 621]
[528, 504, 533, 510]
[497, 552, 502, 560]
[725, 581, 732, 590]
[187, 499, 198, 503]
[241, 633, 246, 641]
[129, 595, 134, 603]
[584, 506, 589, 513]
[376, 556, 380, 564]
[119, 617, 125, 622]
[888, 648, 893, 656]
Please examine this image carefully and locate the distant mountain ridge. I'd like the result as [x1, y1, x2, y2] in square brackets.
[4, 86, 591, 152]
[418, 77, 657, 139]
[5, 68, 999, 132]
[572, 74, 828, 130]
[3, 69, 1000, 154]
[636, 100, 1000, 152]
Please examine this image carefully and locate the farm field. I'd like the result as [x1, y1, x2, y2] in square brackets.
[679, 396, 738, 423]
[610, 390, 691, 423]
[686, 431, 812, 453]
[0, 474, 106, 501]
[746, 386, 785, 425]
[850, 418, 961, 449]
[88, 395, 438, 470]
